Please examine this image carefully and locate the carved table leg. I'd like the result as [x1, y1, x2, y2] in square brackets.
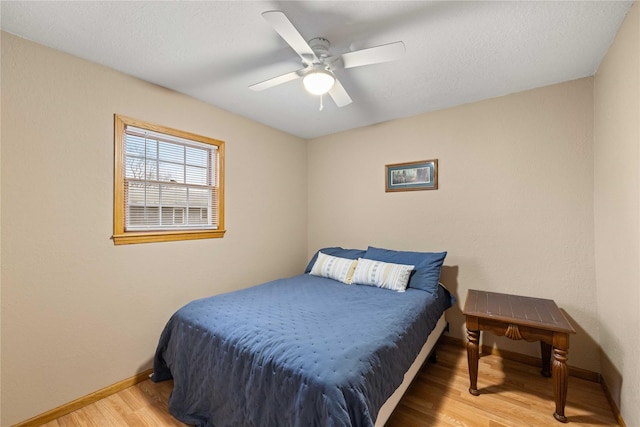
[552, 346, 569, 423]
[540, 341, 552, 378]
[466, 328, 480, 396]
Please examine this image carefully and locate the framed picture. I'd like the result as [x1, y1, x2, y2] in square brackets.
[385, 159, 438, 192]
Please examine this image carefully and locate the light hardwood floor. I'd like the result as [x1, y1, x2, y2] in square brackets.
[41, 340, 617, 427]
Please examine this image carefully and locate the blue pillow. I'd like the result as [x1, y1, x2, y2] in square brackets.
[363, 246, 447, 294]
[305, 247, 367, 273]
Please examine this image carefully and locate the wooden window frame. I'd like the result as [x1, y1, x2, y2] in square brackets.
[113, 115, 225, 245]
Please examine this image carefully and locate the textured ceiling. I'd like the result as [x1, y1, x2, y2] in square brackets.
[1, 1, 633, 139]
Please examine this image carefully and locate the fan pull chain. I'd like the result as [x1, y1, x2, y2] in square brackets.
[319, 94, 324, 111]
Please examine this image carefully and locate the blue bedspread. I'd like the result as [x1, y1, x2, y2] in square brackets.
[153, 274, 453, 427]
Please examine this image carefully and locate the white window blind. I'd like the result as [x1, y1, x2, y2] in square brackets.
[123, 125, 219, 231]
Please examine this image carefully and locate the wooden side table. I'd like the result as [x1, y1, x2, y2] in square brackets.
[463, 289, 576, 423]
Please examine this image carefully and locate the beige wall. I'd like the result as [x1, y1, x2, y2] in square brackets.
[0, 32, 307, 425]
[594, 3, 639, 426]
[0, 31, 3, 425]
[308, 78, 599, 372]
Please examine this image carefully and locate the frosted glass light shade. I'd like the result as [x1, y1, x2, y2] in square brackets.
[303, 69, 335, 95]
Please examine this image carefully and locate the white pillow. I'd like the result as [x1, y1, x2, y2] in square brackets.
[352, 258, 415, 292]
[309, 251, 358, 284]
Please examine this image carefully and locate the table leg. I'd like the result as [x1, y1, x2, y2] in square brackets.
[552, 346, 569, 423]
[466, 328, 480, 396]
[540, 341, 552, 377]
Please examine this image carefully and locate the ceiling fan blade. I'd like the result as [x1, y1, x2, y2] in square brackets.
[328, 78, 352, 107]
[249, 69, 303, 91]
[262, 11, 318, 65]
[340, 41, 406, 69]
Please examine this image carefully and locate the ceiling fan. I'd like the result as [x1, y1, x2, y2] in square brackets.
[249, 10, 406, 108]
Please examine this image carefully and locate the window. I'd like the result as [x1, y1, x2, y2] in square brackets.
[113, 115, 225, 245]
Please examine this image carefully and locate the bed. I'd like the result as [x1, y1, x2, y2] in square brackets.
[153, 246, 454, 427]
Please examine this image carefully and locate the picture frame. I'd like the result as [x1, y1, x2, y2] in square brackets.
[385, 159, 438, 192]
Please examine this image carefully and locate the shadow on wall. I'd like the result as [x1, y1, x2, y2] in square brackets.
[598, 345, 623, 419]
[558, 308, 601, 371]
[440, 265, 459, 298]
[440, 265, 466, 334]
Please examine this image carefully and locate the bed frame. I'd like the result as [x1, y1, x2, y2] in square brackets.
[375, 314, 448, 426]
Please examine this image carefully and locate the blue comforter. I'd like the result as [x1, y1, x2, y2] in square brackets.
[153, 274, 453, 427]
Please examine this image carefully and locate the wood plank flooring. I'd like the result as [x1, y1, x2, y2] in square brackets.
[41, 340, 617, 427]
[385, 341, 617, 427]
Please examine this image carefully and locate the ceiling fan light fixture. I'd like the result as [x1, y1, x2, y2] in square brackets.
[303, 68, 335, 95]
